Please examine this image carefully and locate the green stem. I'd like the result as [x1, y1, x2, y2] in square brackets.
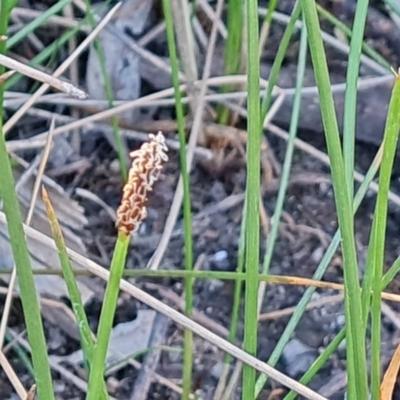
[254, 15, 307, 395]
[300, 0, 368, 396]
[342, 0, 369, 204]
[260, 1, 301, 123]
[162, 0, 194, 397]
[217, 0, 243, 125]
[86, 232, 130, 400]
[369, 73, 400, 399]
[43, 189, 108, 399]
[243, 0, 261, 397]
[0, 2, 55, 399]
[83, 1, 128, 180]
[316, 4, 391, 71]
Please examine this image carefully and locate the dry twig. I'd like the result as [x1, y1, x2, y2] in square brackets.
[0, 54, 86, 99]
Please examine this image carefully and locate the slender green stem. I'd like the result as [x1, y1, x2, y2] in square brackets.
[42, 189, 108, 399]
[316, 4, 391, 71]
[382, 255, 400, 289]
[3, 267, 400, 291]
[343, 2, 375, 393]
[260, 1, 301, 123]
[83, 1, 127, 180]
[342, 0, 369, 204]
[7, 0, 73, 50]
[162, 1, 194, 397]
[0, 2, 55, 399]
[254, 15, 307, 395]
[226, 203, 247, 359]
[242, 0, 261, 397]
[86, 233, 130, 400]
[369, 73, 400, 399]
[217, 0, 243, 125]
[43, 189, 94, 361]
[4, 332, 35, 377]
[300, 0, 368, 396]
[264, 0, 279, 27]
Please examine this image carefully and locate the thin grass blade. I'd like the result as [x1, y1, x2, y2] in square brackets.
[41, 187, 109, 399]
[242, 0, 261, 397]
[300, 0, 368, 395]
[0, 2, 55, 398]
[368, 71, 400, 399]
[254, 14, 307, 395]
[162, 0, 194, 397]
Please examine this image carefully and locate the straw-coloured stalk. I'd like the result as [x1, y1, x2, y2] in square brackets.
[86, 132, 168, 400]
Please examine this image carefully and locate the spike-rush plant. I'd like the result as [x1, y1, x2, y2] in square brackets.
[44, 132, 168, 400]
[85, 132, 168, 399]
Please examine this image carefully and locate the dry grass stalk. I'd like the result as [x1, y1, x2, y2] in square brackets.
[3, 2, 121, 136]
[0, 54, 86, 99]
[117, 132, 168, 235]
[0, 351, 26, 398]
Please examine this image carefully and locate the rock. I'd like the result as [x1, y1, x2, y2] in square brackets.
[211, 361, 224, 379]
[296, 315, 326, 348]
[213, 250, 228, 263]
[208, 279, 224, 293]
[210, 45, 394, 148]
[282, 338, 319, 378]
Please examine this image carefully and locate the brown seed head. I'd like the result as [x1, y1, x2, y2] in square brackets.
[116, 132, 168, 235]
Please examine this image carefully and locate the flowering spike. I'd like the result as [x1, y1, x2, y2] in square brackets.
[116, 132, 168, 235]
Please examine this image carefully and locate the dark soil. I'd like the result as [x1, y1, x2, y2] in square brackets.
[2, 1, 400, 399]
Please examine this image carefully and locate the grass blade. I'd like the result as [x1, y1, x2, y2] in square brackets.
[254, 14, 308, 395]
[162, 0, 195, 397]
[300, 0, 368, 396]
[368, 71, 400, 399]
[316, 4, 391, 71]
[86, 233, 130, 400]
[82, 0, 128, 180]
[41, 187, 108, 399]
[0, 3, 55, 399]
[342, 0, 369, 202]
[242, 0, 261, 397]
[260, 1, 301, 122]
[217, 0, 243, 125]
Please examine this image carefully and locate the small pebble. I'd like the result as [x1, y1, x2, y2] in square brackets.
[211, 362, 224, 379]
[53, 381, 66, 394]
[282, 339, 318, 378]
[311, 246, 324, 263]
[330, 314, 345, 332]
[110, 159, 120, 172]
[208, 279, 224, 292]
[213, 250, 228, 263]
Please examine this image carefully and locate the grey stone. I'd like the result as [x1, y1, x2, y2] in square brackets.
[282, 338, 318, 378]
